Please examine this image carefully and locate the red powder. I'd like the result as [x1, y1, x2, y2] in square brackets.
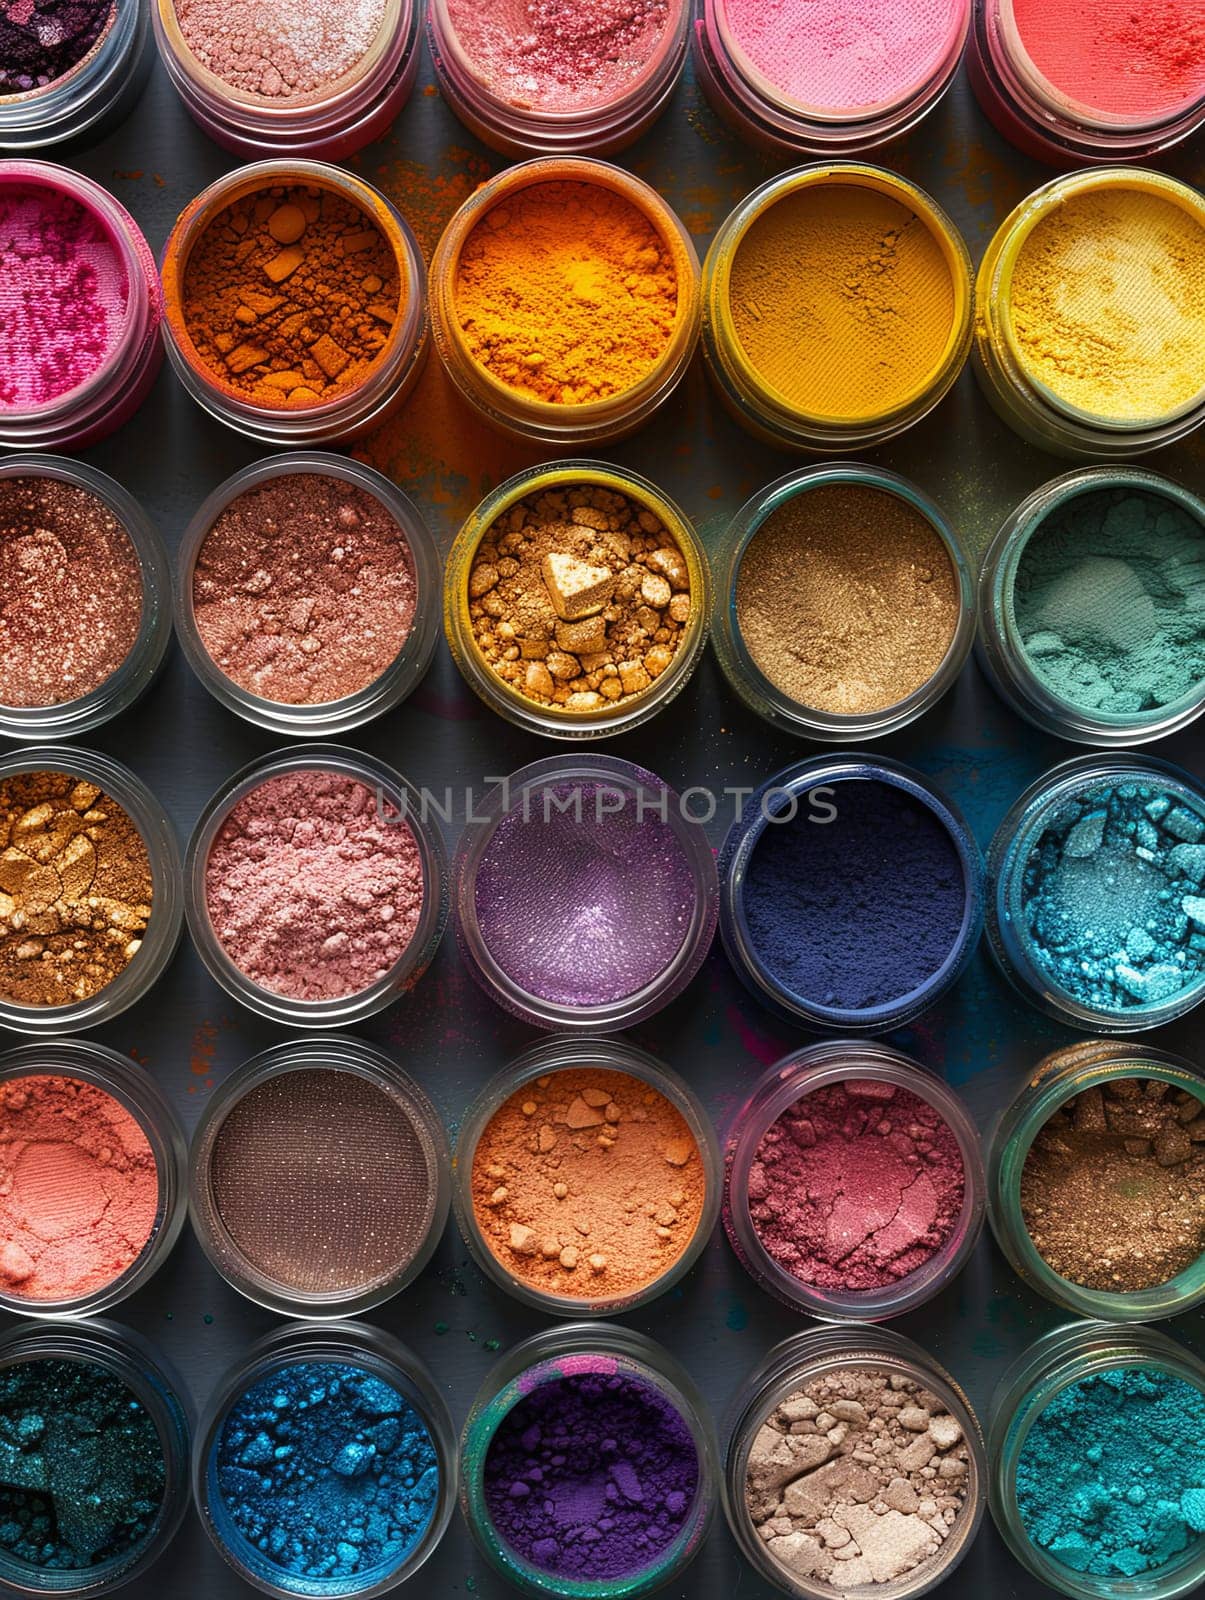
[746, 1080, 965, 1292]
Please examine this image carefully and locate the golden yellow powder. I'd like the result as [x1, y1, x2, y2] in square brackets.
[1008, 185, 1205, 424]
[728, 183, 957, 423]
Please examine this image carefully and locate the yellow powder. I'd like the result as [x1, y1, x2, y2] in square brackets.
[728, 183, 957, 423]
[1008, 186, 1205, 424]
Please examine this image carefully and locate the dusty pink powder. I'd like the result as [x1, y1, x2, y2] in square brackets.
[204, 769, 424, 1001]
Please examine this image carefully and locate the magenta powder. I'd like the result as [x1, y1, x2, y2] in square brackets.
[204, 770, 424, 1002]
[745, 1080, 965, 1292]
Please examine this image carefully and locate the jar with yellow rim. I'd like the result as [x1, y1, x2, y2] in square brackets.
[702, 164, 973, 452]
[974, 168, 1205, 459]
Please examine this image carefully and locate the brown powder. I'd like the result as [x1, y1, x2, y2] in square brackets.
[734, 484, 959, 715]
[470, 1067, 706, 1301]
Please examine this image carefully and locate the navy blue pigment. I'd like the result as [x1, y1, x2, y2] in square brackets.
[740, 779, 967, 1013]
[212, 1359, 438, 1589]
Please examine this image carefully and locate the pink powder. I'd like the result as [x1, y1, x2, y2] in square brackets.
[205, 769, 424, 1001]
[174, 0, 388, 100]
[0, 1074, 159, 1302]
[745, 1080, 965, 1292]
[717, 0, 967, 115]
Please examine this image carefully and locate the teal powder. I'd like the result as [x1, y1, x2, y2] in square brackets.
[1016, 1366, 1205, 1579]
[1012, 488, 1205, 718]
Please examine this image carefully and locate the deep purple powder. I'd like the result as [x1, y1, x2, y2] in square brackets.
[483, 1367, 700, 1581]
[0, 0, 114, 93]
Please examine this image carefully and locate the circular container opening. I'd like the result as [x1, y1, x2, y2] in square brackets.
[0, 0, 118, 102]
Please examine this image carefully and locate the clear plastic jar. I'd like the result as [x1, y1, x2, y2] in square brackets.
[0, 1318, 191, 1596]
[0, 455, 172, 742]
[452, 1034, 721, 1317]
[988, 1039, 1205, 1322]
[0, 1039, 186, 1318]
[184, 745, 448, 1029]
[444, 461, 711, 741]
[702, 165, 972, 452]
[723, 1042, 985, 1320]
[0, 745, 182, 1035]
[429, 159, 700, 446]
[194, 1322, 456, 1599]
[692, 0, 969, 156]
[712, 463, 976, 740]
[427, 0, 689, 156]
[978, 467, 1205, 745]
[724, 1326, 986, 1600]
[0, 162, 163, 451]
[174, 452, 440, 736]
[0, 0, 152, 151]
[989, 1321, 1205, 1600]
[986, 754, 1205, 1032]
[153, 0, 420, 158]
[460, 1323, 718, 1599]
[189, 1035, 450, 1319]
[160, 161, 427, 447]
[453, 755, 718, 1032]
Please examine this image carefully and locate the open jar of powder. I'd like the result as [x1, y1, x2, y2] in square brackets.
[453, 1035, 721, 1317]
[175, 453, 440, 736]
[152, 0, 420, 158]
[724, 1325, 986, 1600]
[1, 456, 172, 742]
[430, 158, 700, 445]
[0, 0, 152, 150]
[974, 169, 1205, 460]
[713, 463, 975, 741]
[160, 161, 427, 446]
[723, 1043, 985, 1321]
[702, 165, 972, 452]
[454, 755, 718, 1033]
[0, 162, 163, 450]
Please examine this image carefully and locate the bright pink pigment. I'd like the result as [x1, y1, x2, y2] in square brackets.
[0, 1075, 159, 1302]
[1008, 0, 1205, 121]
[205, 770, 424, 1002]
[746, 1080, 965, 1293]
[718, 0, 966, 115]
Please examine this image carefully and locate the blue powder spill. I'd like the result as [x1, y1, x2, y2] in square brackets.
[1016, 1365, 1205, 1578]
[212, 1359, 438, 1589]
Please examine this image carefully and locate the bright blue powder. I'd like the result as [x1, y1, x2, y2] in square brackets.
[1016, 1366, 1205, 1578]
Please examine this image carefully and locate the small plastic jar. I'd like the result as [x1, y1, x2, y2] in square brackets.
[0, 1318, 191, 1596]
[719, 756, 984, 1033]
[989, 1322, 1205, 1600]
[986, 754, 1205, 1032]
[724, 1326, 986, 1600]
[185, 745, 448, 1029]
[189, 1035, 450, 1318]
[452, 1034, 721, 1317]
[454, 755, 718, 1032]
[978, 467, 1205, 745]
[160, 161, 427, 447]
[988, 1039, 1205, 1323]
[0, 0, 152, 151]
[153, 0, 420, 158]
[0, 161, 163, 451]
[445, 461, 710, 741]
[712, 463, 975, 740]
[724, 1042, 985, 1320]
[702, 165, 972, 452]
[693, 0, 970, 156]
[0, 1039, 187, 1318]
[195, 1322, 456, 1599]
[968, 0, 1205, 165]
[0, 455, 172, 742]
[460, 1324, 718, 1599]
[0, 745, 182, 1035]
[174, 452, 440, 736]
[427, 0, 689, 156]
[973, 169, 1205, 459]
[429, 159, 700, 446]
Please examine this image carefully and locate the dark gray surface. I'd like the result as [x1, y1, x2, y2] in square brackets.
[3, 33, 1204, 1600]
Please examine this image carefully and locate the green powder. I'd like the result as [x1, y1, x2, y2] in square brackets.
[1012, 487, 1205, 721]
